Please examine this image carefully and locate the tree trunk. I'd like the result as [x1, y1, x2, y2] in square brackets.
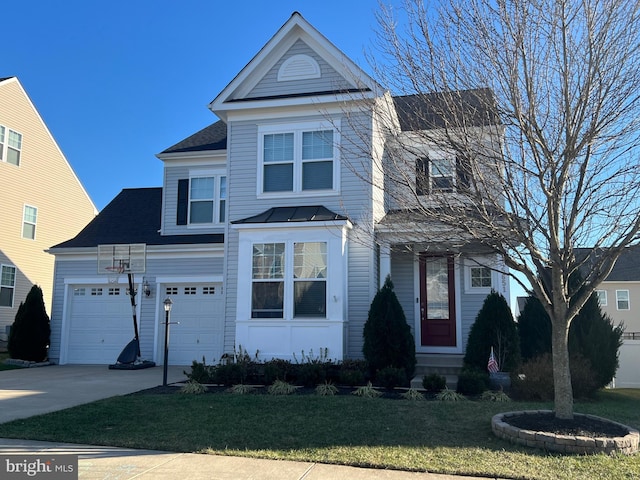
[551, 310, 573, 420]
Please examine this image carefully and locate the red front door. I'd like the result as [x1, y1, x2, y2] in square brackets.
[419, 255, 456, 347]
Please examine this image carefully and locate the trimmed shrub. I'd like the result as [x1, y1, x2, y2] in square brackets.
[263, 359, 294, 385]
[375, 366, 408, 390]
[422, 373, 447, 393]
[511, 353, 599, 401]
[464, 290, 520, 373]
[363, 276, 416, 379]
[298, 363, 327, 388]
[185, 358, 215, 383]
[456, 370, 489, 396]
[8, 285, 50, 362]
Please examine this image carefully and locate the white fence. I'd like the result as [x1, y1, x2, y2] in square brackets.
[613, 340, 640, 388]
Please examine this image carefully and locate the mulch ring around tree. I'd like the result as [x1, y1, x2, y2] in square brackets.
[492, 410, 639, 455]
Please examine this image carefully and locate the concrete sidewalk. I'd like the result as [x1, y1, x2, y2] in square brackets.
[0, 438, 498, 480]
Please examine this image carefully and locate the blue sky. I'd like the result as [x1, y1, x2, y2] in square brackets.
[6, 0, 380, 211]
[6, 0, 527, 308]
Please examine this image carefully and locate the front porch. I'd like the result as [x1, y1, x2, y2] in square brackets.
[411, 353, 464, 389]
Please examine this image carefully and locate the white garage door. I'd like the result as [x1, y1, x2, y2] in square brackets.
[162, 283, 225, 365]
[66, 285, 137, 364]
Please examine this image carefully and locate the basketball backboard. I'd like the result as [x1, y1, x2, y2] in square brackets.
[97, 244, 146, 274]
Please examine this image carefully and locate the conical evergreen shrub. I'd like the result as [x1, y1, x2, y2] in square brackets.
[464, 290, 520, 372]
[363, 276, 416, 379]
[8, 285, 50, 362]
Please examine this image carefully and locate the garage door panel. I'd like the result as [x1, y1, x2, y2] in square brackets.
[164, 284, 224, 365]
[66, 285, 137, 364]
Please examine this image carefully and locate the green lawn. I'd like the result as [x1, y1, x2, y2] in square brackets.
[0, 388, 638, 479]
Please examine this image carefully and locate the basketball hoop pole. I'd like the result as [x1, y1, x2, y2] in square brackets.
[127, 272, 141, 357]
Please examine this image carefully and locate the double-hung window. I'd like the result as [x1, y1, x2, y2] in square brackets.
[0, 265, 16, 307]
[616, 290, 630, 310]
[259, 121, 338, 195]
[22, 205, 37, 239]
[251, 241, 328, 319]
[416, 154, 470, 195]
[0, 125, 22, 166]
[177, 174, 226, 225]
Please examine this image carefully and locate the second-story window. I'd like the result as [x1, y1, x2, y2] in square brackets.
[0, 125, 22, 166]
[259, 121, 339, 196]
[416, 154, 471, 195]
[176, 174, 226, 226]
[22, 205, 37, 239]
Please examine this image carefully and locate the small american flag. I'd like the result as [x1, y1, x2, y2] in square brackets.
[487, 346, 499, 373]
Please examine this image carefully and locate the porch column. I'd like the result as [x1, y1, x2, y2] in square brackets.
[379, 242, 391, 288]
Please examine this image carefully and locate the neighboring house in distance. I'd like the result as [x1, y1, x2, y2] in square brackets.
[592, 245, 640, 387]
[0, 77, 97, 340]
[47, 13, 510, 370]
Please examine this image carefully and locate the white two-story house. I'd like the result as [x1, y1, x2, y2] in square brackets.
[47, 12, 509, 369]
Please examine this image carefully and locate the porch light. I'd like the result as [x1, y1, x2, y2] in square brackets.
[163, 297, 173, 312]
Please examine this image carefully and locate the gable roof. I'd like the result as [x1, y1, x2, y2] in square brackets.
[50, 188, 223, 249]
[232, 206, 348, 224]
[602, 245, 640, 282]
[161, 120, 227, 154]
[393, 88, 500, 131]
[209, 12, 382, 120]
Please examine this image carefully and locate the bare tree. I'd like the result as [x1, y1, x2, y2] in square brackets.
[355, 0, 640, 419]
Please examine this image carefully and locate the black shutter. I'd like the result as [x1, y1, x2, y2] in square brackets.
[415, 156, 429, 195]
[176, 179, 189, 225]
[456, 156, 471, 191]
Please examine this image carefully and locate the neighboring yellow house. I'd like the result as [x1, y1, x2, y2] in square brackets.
[0, 76, 97, 339]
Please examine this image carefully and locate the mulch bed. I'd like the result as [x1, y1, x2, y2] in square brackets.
[506, 412, 629, 438]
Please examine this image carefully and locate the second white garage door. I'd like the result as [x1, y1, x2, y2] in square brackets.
[161, 283, 225, 365]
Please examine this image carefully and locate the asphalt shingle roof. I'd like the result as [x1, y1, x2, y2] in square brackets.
[393, 88, 500, 131]
[161, 120, 227, 154]
[51, 188, 223, 249]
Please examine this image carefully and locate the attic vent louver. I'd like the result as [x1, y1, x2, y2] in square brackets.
[277, 54, 321, 81]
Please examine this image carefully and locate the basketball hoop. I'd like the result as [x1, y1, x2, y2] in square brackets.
[105, 265, 124, 284]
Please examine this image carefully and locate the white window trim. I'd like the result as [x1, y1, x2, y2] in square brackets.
[616, 289, 630, 310]
[257, 120, 341, 199]
[22, 204, 37, 240]
[463, 257, 496, 294]
[0, 264, 16, 308]
[0, 124, 22, 166]
[596, 289, 608, 306]
[187, 169, 226, 227]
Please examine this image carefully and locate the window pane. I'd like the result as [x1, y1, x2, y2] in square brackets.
[219, 199, 226, 223]
[8, 130, 21, 149]
[294, 281, 326, 317]
[264, 163, 293, 192]
[219, 176, 227, 199]
[6, 148, 19, 165]
[302, 161, 333, 190]
[617, 290, 630, 310]
[1, 266, 15, 286]
[264, 133, 293, 162]
[252, 281, 284, 318]
[302, 130, 333, 159]
[0, 125, 5, 142]
[22, 223, 36, 239]
[426, 258, 449, 319]
[24, 206, 37, 223]
[0, 287, 12, 307]
[190, 201, 214, 223]
[190, 177, 214, 200]
[252, 243, 285, 279]
[294, 242, 327, 279]
[470, 266, 491, 288]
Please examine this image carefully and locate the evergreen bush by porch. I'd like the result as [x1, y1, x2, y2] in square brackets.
[463, 290, 520, 373]
[8, 285, 50, 362]
[363, 276, 416, 379]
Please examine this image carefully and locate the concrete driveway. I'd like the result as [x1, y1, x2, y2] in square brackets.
[0, 364, 188, 423]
